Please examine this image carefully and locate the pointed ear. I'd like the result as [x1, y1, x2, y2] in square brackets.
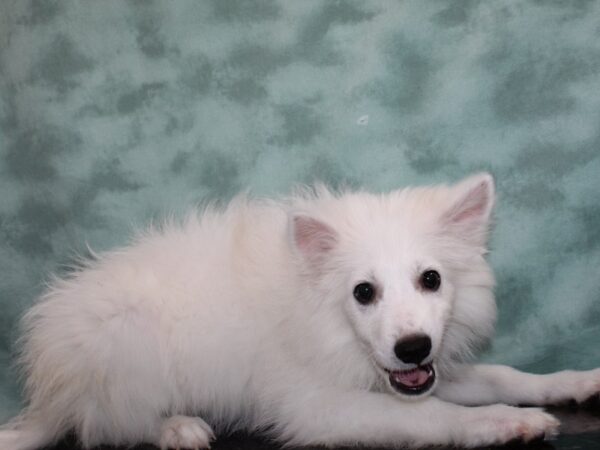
[289, 214, 338, 262]
[440, 173, 495, 246]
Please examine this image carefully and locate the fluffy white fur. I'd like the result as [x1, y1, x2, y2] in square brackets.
[1, 173, 599, 449]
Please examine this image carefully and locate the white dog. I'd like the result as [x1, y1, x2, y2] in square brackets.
[1, 173, 599, 450]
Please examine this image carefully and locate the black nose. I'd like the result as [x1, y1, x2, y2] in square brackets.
[394, 334, 431, 364]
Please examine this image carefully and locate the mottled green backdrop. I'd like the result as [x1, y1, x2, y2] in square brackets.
[1, 0, 600, 421]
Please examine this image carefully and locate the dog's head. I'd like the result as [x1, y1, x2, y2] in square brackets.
[289, 173, 496, 399]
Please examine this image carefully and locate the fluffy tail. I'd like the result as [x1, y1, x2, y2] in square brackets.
[0, 415, 57, 450]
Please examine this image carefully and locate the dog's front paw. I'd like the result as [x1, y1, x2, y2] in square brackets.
[159, 415, 215, 449]
[552, 368, 600, 407]
[457, 405, 559, 448]
[571, 368, 600, 407]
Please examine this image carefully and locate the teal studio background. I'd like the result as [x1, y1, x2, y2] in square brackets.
[1, 0, 600, 422]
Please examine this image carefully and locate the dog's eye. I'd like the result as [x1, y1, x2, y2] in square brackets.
[353, 282, 376, 305]
[420, 270, 441, 292]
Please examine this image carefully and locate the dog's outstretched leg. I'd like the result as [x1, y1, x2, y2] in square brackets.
[436, 364, 600, 407]
[271, 386, 559, 448]
[157, 416, 215, 450]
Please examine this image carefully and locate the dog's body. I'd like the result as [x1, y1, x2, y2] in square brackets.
[1, 173, 599, 450]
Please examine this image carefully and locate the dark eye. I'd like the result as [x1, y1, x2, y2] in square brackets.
[353, 282, 376, 305]
[420, 270, 441, 291]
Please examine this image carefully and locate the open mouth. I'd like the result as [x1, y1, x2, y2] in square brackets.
[385, 363, 436, 396]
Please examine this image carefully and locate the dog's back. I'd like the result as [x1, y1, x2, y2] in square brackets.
[3, 199, 296, 449]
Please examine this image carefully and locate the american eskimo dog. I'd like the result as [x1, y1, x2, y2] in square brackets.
[1, 173, 599, 450]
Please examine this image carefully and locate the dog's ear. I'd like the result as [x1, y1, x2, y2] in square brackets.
[441, 172, 495, 246]
[289, 214, 338, 263]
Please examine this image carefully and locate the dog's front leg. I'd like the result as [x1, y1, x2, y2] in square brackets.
[273, 387, 558, 448]
[436, 364, 600, 407]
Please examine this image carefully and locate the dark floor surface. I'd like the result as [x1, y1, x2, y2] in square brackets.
[41, 407, 600, 450]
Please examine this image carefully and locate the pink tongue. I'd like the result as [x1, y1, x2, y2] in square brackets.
[394, 367, 429, 387]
